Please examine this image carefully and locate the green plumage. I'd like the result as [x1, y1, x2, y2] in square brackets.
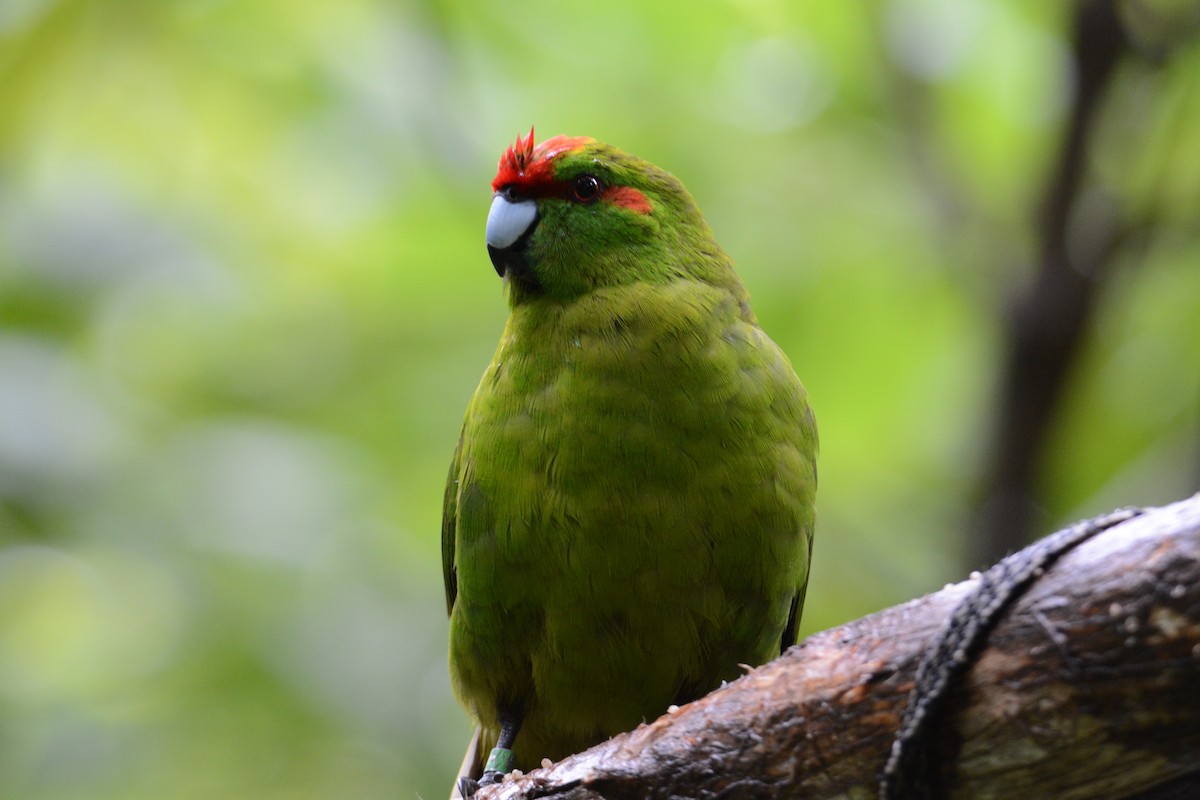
[444, 136, 817, 774]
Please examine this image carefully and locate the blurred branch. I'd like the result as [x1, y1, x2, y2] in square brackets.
[973, 0, 1137, 567]
[474, 495, 1200, 800]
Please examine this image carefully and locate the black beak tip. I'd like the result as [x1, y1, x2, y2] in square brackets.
[487, 244, 507, 278]
[487, 211, 538, 283]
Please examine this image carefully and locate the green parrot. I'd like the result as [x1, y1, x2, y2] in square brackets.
[444, 129, 817, 794]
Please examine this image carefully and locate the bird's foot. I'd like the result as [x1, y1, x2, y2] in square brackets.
[456, 747, 515, 798]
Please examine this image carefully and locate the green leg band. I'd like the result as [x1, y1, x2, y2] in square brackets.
[484, 746, 515, 775]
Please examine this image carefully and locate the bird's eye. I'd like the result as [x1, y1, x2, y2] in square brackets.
[572, 175, 603, 203]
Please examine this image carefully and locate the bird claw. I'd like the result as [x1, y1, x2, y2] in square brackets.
[457, 768, 506, 799]
[479, 769, 506, 786]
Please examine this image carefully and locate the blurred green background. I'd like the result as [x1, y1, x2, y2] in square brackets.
[1, 1, 1197, 798]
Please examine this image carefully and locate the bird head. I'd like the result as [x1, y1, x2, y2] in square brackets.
[485, 128, 742, 305]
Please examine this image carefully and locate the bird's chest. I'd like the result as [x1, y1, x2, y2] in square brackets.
[470, 318, 717, 491]
[456, 289, 755, 570]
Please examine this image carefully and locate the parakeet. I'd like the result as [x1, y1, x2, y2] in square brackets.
[444, 129, 817, 793]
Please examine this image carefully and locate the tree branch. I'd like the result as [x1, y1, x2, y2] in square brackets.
[475, 494, 1200, 800]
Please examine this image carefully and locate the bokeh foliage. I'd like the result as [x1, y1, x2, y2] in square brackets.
[1, 1, 1197, 797]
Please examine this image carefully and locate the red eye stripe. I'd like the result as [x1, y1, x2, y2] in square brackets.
[494, 178, 586, 202]
[603, 186, 652, 215]
[490, 128, 652, 214]
[494, 180, 653, 215]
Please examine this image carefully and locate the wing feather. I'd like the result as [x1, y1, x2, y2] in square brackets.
[442, 430, 465, 616]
